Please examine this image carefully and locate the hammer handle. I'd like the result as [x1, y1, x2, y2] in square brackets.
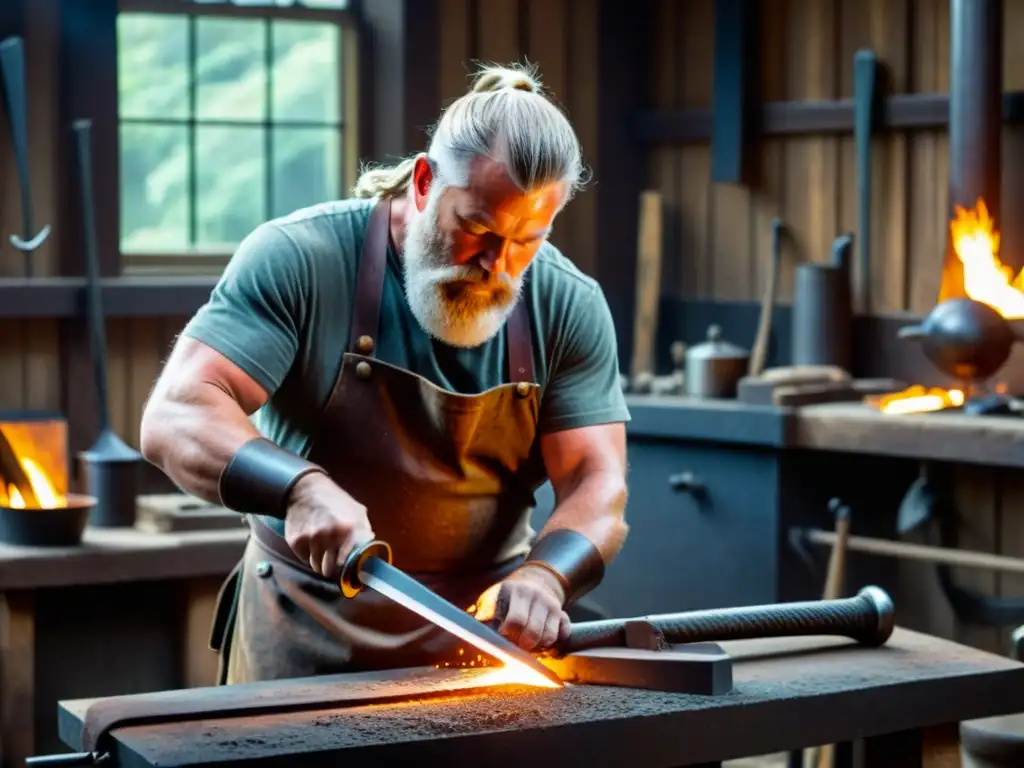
[559, 587, 893, 655]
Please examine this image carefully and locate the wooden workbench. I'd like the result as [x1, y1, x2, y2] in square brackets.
[55, 629, 1024, 767]
[0, 522, 248, 768]
[627, 394, 1024, 470]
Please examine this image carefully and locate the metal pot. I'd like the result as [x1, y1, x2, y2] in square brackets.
[897, 298, 1019, 383]
[685, 325, 750, 399]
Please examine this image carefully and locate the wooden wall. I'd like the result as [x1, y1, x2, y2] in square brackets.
[645, 0, 1024, 316]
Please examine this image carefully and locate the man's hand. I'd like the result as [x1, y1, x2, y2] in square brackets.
[284, 473, 374, 579]
[472, 565, 571, 652]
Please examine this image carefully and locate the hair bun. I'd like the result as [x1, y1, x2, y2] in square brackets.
[470, 64, 541, 95]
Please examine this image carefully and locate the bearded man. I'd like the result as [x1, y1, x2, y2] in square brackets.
[140, 63, 630, 685]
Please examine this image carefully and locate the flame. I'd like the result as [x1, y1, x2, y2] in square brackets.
[0, 423, 68, 510]
[949, 199, 1024, 318]
[877, 200, 1024, 416]
[872, 385, 966, 415]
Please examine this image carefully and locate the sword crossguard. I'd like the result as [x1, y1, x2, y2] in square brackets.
[339, 539, 392, 598]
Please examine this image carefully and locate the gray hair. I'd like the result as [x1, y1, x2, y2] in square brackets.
[352, 62, 589, 203]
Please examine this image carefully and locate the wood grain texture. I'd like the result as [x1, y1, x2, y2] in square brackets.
[640, 0, 984, 316]
[0, 591, 34, 768]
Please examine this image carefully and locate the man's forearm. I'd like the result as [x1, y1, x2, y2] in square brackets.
[140, 385, 262, 505]
[538, 470, 629, 564]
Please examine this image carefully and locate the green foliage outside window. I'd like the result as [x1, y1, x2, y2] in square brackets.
[117, 4, 348, 255]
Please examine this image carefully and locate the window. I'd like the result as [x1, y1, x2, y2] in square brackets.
[115, 0, 358, 272]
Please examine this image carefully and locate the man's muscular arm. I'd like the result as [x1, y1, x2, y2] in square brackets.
[141, 337, 372, 576]
[536, 421, 628, 568]
[140, 221, 372, 577]
[139, 337, 269, 503]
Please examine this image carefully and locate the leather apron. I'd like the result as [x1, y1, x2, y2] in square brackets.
[212, 200, 546, 685]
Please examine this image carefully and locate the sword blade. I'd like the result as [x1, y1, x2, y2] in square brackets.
[358, 557, 563, 688]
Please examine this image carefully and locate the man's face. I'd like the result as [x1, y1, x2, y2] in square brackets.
[403, 154, 565, 348]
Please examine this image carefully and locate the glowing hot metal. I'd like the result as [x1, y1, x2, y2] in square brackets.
[358, 557, 563, 689]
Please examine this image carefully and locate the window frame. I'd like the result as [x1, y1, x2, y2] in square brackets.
[114, 0, 361, 275]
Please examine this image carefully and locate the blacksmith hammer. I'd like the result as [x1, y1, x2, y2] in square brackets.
[553, 586, 894, 655]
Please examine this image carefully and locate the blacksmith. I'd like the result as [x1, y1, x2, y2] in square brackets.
[140, 64, 630, 685]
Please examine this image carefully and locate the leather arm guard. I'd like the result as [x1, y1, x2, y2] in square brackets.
[524, 529, 606, 606]
[218, 437, 327, 519]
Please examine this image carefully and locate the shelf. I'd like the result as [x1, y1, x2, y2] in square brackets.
[0, 276, 218, 318]
[631, 90, 1024, 144]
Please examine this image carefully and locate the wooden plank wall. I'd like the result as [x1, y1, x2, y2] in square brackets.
[647, 0, 956, 313]
[0, 0, 62, 422]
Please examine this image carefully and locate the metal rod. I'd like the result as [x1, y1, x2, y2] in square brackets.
[72, 120, 111, 434]
[25, 751, 107, 767]
[942, 0, 1003, 303]
[799, 527, 1024, 575]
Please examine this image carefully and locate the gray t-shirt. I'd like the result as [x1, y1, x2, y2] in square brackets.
[183, 198, 630, 530]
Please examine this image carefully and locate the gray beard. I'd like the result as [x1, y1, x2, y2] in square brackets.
[402, 192, 526, 348]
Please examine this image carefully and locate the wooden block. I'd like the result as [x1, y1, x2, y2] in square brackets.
[135, 494, 242, 534]
[737, 365, 850, 404]
[542, 643, 733, 694]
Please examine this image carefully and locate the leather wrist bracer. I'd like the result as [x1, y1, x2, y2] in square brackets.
[218, 437, 327, 519]
[524, 529, 605, 605]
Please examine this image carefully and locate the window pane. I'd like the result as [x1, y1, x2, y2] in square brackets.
[117, 14, 189, 120]
[195, 18, 266, 121]
[196, 127, 266, 248]
[271, 127, 340, 217]
[272, 21, 340, 123]
[120, 123, 190, 253]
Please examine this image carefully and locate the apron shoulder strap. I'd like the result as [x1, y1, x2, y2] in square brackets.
[348, 200, 391, 356]
[507, 299, 534, 384]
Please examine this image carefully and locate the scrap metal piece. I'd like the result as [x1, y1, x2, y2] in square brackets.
[543, 643, 732, 694]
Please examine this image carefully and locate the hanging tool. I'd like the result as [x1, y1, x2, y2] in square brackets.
[853, 49, 878, 314]
[72, 120, 144, 528]
[749, 218, 784, 377]
[626, 191, 664, 392]
[0, 36, 51, 273]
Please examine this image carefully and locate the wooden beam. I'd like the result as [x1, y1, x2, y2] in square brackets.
[632, 91, 1024, 145]
[596, 0, 649, 341]
[0, 277, 216, 318]
[710, 0, 755, 183]
[356, 0, 440, 163]
[59, 0, 119, 278]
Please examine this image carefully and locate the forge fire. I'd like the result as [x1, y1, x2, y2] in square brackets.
[0, 420, 69, 510]
[873, 199, 1024, 415]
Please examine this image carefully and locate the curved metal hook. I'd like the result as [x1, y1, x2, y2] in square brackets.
[10, 224, 51, 252]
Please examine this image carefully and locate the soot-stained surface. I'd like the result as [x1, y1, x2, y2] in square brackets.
[108, 629, 1024, 766]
